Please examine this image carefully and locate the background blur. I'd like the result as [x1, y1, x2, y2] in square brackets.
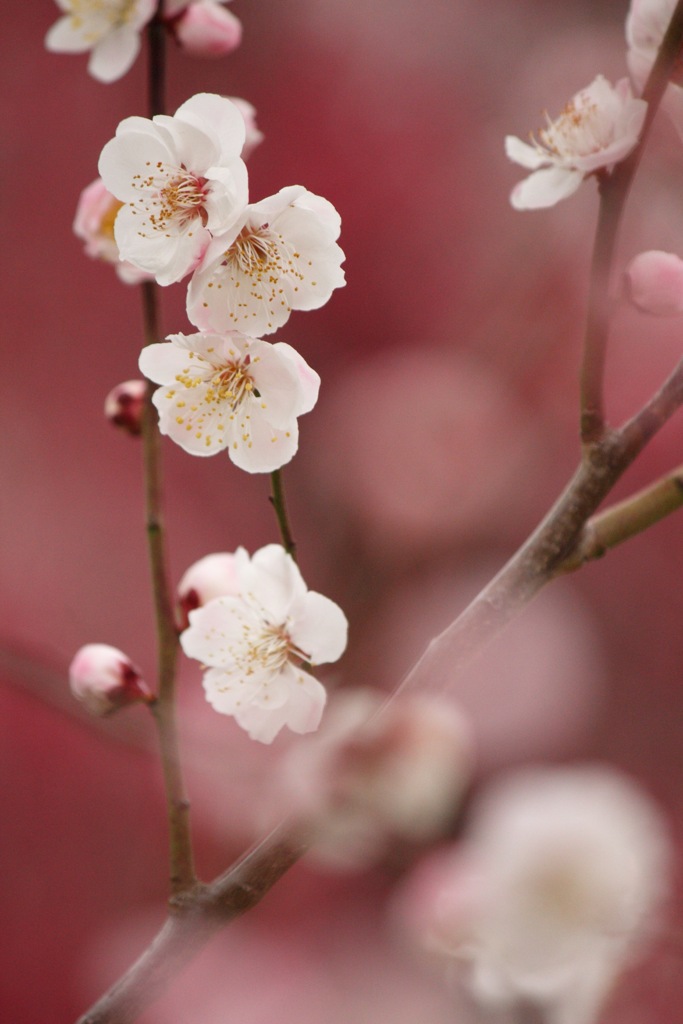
[2, 1, 683, 1021]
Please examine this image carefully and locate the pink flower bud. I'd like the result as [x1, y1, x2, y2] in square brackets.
[104, 380, 147, 436]
[73, 178, 152, 285]
[624, 250, 683, 316]
[176, 552, 240, 629]
[173, 1, 242, 58]
[69, 644, 152, 716]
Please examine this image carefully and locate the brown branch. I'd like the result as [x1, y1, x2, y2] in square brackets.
[580, 0, 683, 444]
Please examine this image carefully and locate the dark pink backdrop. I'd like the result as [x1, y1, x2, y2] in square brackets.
[2, 2, 682, 1021]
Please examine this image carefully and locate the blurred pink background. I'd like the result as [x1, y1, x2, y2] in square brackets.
[2, 1, 683, 1021]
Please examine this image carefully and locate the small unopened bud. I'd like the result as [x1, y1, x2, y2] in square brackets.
[172, 0, 242, 58]
[104, 379, 147, 436]
[624, 250, 683, 316]
[69, 644, 153, 716]
[177, 552, 240, 630]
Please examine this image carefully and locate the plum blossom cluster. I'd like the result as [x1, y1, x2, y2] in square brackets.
[180, 545, 348, 743]
[46, 0, 242, 83]
[97, 92, 344, 472]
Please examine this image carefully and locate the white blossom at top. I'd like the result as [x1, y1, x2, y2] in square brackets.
[626, 0, 676, 88]
[45, 0, 156, 83]
[181, 544, 348, 743]
[139, 330, 319, 472]
[505, 76, 647, 210]
[186, 185, 346, 336]
[98, 93, 249, 285]
[422, 765, 671, 1024]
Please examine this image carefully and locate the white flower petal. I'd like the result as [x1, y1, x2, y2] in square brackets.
[45, 17, 92, 53]
[504, 135, 546, 170]
[88, 27, 140, 83]
[273, 343, 321, 415]
[510, 167, 584, 210]
[239, 545, 307, 620]
[175, 93, 247, 162]
[289, 591, 349, 665]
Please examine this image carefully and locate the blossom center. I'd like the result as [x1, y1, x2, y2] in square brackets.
[537, 100, 609, 160]
[68, 0, 139, 31]
[223, 223, 282, 275]
[132, 166, 208, 235]
[210, 360, 255, 410]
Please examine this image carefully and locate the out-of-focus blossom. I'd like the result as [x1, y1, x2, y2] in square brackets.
[104, 379, 146, 436]
[139, 330, 319, 471]
[228, 97, 264, 160]
[176, 552, 240, 629]
[282, 688, 473, 869]
[74, 178, 153, 284]
[187, 185, 345, 336]
[69, 643, 152, 715]
[45, 0, 156, 83]
[624, 249, 683, 314]
[98, 93, 248, 286]
[180, 544, 348, 743]
[505, 76, 647, 209]
[169, 0, 242, 57]
[400, 765, 671, 1024]
[626, 0, 677, 88]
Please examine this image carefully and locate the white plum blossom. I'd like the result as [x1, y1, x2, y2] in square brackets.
[69, 643, 152, 715]
[139, 330, 319, 472]
[98, 93, 249, 285]
[45, 0, 156, 83]
[413, 766, 671, 1024]
[626, 0, 676, 88]
[505, 76, 647, 210]
[626, 0, 683, 134]
[186, 185, 346, 336]
[181, 544, 348, 743]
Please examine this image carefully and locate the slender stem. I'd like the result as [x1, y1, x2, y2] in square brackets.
[269, 469, 297, 561]
[147, 6, 166, 118]
[579, 0, 683, 444]
[139, 17, 196, 896]
[141, 282, 196, 895]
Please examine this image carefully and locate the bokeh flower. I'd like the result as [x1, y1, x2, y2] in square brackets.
[181, 544, 348, 743]
[187, 185, 345, 336]
[625, 249, 683, 314]
[505, 76, 647, 209]
[139, 330, 319, 471]
[98, 93, 248, 285]
[45, 0, 156, 83]
[401, 765, 671, 1024]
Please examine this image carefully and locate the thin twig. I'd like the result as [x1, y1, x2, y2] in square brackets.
[269, 469, 297, 561]
[139, 15, 196, 897]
